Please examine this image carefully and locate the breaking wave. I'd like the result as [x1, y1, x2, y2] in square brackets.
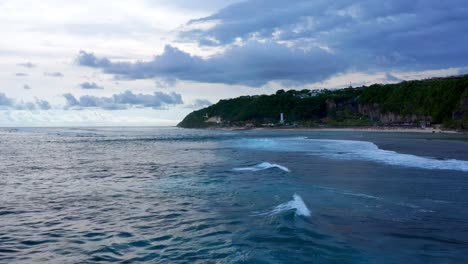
[233, 162, 290, 172]
[233, 138, 468, 172]
[258, 194, 311, 217]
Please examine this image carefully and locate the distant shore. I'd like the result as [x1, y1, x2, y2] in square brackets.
[207, 126, 466, 134]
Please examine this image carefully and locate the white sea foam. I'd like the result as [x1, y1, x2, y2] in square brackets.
[259, 194, 311, 217]
[233, 162, 290, 172]
[233, 138, 468, 172]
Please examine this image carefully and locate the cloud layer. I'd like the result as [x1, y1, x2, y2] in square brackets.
[63, 90, 183, 110]
[77, 0, 468, 87]
[183, 0, 468, 71]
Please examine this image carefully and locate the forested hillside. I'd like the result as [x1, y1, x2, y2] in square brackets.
[178, 75, 468, 129]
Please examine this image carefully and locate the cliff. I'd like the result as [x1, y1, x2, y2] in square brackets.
[178, 75, 468, 130]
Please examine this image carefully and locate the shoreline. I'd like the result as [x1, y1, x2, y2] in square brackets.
[206, 126, 466, 134]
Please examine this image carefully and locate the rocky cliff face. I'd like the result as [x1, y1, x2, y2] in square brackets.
[452, 96, 468, 128]
[327, 99, 433, 125]
[358, 103, 432, 124]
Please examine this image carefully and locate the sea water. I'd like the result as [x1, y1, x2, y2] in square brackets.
[1, 127, 467, 263]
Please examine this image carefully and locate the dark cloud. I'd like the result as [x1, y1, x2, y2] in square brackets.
[23, 84, 32, 90]
[77, 42, 344, 86]
[79, 82, 104, 90]
[75, 0, 468, 87]
[182, 0, 468, 70]
[44, 72, 64, 77]
[15, 73, 29, 77]
[0, 93, 51, 110]
[63, 90, 183, 110]
[185, 99, 213, 109]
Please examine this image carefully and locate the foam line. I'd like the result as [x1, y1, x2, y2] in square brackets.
[233, 138, 468, 172]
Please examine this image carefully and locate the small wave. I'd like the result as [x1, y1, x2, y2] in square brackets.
[233, 162, 290, 172]
[258, 194, 311, 217]
[397, 202, 420, 209]
[342, 192, 383, 200]
[418, 209, 435, 213]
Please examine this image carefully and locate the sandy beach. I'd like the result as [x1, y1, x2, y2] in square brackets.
[208, 126, 465, 134]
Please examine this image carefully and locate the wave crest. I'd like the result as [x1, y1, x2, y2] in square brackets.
[258, 194, 311, 217]
[233, 162, 290, 172]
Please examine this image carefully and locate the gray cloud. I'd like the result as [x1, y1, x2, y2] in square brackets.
[23, 84, 32, 90]
[76, 51, 111, 67]
[75, 0, 468, 87]
[79, 82, 104, 90]
[44, 72, 64, 77]
[15, 73, 29, 77]
[182, 0, 468, 70]
[17, 62, 36, 68]
[185, 99, 213, 109]
[0, 93, 14, 107]
[77, 42, 344, 86]
[35, 100, 51, 110]
[63, 90, 183, 110]
[0, 93, 51, 110]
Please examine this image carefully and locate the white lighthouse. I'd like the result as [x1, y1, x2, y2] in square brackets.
[280, 113, 284, 124]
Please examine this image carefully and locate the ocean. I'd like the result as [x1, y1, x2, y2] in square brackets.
[1, 127, 468, 263]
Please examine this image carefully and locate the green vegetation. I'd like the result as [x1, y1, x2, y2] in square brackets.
[178, 75, 468, 129]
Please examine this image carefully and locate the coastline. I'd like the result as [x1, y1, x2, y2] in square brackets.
[206, 126, 466, 134]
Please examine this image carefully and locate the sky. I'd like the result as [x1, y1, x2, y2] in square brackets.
[0, 0, 467, 126]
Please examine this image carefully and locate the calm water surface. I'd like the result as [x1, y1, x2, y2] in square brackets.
[1, 127, 468, 263]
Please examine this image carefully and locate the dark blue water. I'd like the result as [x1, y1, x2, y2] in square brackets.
[1, 127, 468, 263]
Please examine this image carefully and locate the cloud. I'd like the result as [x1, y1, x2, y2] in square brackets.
[77, 42, 344, 86]
[35, 100, 51, 110]
[79, 82, 104, 90]
[63, 90, 183, 110]
[0, 93, 14, 107]
[74, 0, 468, 87]
[154, 78, 177, 88]
[0, 93, 51, 110]
[76, 51, 111, 68]
[181, 0, 468, 70]
[23, 84, 32, 90]
[17, 62, 36, 68]
[186, 99, 213, 109]
[44, 72, 64, 77]
[15, 73, 29, 77]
